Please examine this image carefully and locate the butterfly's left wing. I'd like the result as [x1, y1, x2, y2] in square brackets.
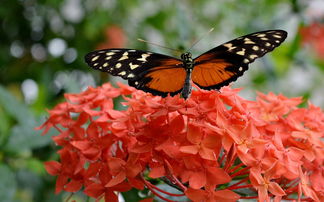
[192, 30, 287, 90]
[85, 49, 185, 97]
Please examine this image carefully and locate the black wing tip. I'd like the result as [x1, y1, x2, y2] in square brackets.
[244, 29, 288, 39]
[84, 48, 117, 62]
[84, 51, 93, 63]
[259, 29, 288, 38]
[272, 29, 288, 38]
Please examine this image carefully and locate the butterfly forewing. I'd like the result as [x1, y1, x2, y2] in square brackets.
[192, 30, 287, 90]
[85, 49, 185, 97]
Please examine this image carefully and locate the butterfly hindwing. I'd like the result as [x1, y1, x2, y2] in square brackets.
[192, 30, 287, 90]
[85, 49, 185, 97]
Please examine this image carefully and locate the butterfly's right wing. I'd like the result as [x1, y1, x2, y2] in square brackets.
[192, 30, 287, 90]
[85, 49, 185, 97]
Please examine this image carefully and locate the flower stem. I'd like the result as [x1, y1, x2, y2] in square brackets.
[230, 166, 250, 178]
[227, 178, 249, 189]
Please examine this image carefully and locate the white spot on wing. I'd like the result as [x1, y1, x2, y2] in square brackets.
[273, 35, 282, 38]
[106, 52, 115, 56]
[103, 62, 108, 67]
[116, 63, 122, 68]
[249, 54, 258, 60]
[127, 73, 135, 78]
[91, 56, 99, 61]
[252, 46, 259, 51]
[244, 38, 255, 44]
[137, 53, 150, 62]
[236, 48, 245, 56]
[243, 59, 249, 63]
[223, 43, 236, 51]
[129, 63, 139, 70]
[106, 56, 112, 60]
[118, 52, 129, 61]
[118, 71, 126, 76]
[239, 67, 243, 71]
[261, 37, 268, 40]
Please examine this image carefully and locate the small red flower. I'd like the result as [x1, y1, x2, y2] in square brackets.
[250, 167, 286, 202]
[83, 164, 132, 202]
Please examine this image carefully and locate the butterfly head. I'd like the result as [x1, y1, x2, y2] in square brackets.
[181, 52, 194, 70]
[181, 52, 193, 62]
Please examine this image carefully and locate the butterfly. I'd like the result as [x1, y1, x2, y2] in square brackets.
[85, 30, 287, 99]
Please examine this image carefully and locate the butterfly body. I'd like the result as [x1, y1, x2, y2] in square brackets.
[85, 30, 287, 99]
[181, 52, 194, 99]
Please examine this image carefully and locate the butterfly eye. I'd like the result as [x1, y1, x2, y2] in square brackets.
[181, 52, 192, 60]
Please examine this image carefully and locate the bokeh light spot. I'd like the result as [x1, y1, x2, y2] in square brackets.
[21, 79, 39, 104]
[48, 38, 67, 57]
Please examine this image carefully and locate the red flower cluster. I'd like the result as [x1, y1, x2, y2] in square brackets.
[39, 83, 324, 202]
[300, 23, 324, 59]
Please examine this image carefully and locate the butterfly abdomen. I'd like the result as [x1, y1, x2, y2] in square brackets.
[180, 52, 195, 99]
[181, 70, 192, 99]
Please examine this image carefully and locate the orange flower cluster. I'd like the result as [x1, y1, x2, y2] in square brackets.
[39, 83, 324, 202]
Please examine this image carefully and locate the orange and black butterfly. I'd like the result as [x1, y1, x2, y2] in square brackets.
[85, 30, 287, 99]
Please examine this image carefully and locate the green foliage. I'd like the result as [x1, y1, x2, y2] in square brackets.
[0, 86, 53, 152]
[0, 164, 16, 202]
[122, 189, 144, 202]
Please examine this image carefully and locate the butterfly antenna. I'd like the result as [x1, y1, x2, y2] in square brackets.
[137, 38, 182, 54]
[187, 27, 214, 52]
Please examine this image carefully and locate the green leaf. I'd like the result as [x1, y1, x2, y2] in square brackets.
[26, 158, 47, 175]
[0, 164, 17, 202]
[145, 11, 168, 30]
[315, 58, 324, 72]
[122, 189, 144, 202]
[0, 107, 10, 145]
[16, 169, 43, 195]
[0, 85, 34, 125]
[5, 117, 54, 152]
[0, 86, 55, 151]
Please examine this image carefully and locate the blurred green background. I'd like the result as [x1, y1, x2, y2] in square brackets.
[1, 0, 324, 201]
